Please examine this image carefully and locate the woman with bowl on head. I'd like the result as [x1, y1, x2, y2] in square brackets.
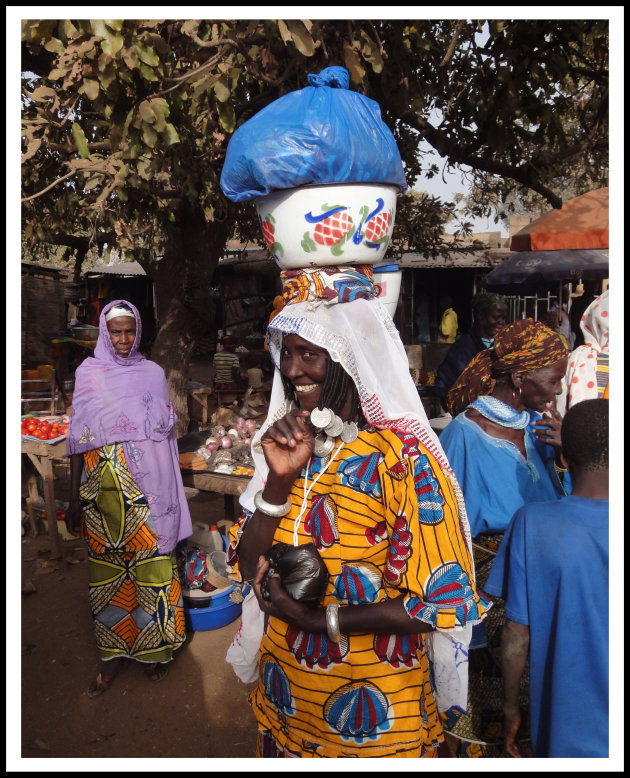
[65, 300, 192, 697]
[226, 266, 490, 758]
[437, 318, 569, 756]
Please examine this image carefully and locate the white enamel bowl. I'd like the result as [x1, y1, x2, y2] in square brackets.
[372, 266, 402, 318]
[255, 183, 400, 268]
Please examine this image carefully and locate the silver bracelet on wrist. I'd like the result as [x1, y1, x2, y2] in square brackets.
[325, 602, 341, 643]
[253, 490, 291, 518]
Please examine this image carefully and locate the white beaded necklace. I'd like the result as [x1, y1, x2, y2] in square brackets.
[292, 440, 345, 546]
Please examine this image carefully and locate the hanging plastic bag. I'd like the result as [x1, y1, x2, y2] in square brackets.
[225, 588, 265, 684]
[220, 66, 407, 202]
[424, 623, 473, 713]
[261, 542, 329, 606]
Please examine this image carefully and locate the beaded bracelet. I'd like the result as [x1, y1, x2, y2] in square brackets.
[253, 490, 292, 518]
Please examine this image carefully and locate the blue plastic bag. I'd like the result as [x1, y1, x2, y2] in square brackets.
[220, 66, 407, 202]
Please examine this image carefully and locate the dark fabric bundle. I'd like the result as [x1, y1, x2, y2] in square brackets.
[261, 542, 329, 606]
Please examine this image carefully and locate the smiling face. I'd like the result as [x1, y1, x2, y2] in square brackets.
[477, 302, 508, 339]
[280, 334, 329, 413]
[519, 357, 568, 412]
[106, 315, 137, 358]
[280, 333, 356, 420]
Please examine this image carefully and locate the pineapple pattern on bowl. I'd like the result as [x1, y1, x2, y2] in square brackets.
[255, 183, 399, 269]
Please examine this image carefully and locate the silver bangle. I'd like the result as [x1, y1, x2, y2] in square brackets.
[326, 602, 341, 643]
[253, 490, 291, 518]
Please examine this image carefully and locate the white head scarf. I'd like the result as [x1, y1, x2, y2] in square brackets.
[554, 289, 609, 415]
[241, 295, 460, 520]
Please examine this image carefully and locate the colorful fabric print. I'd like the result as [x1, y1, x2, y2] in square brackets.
[338, 452, 383, 498]
[365, 520, 388, 546]
[324, 681, 393, 743]
[374, 632, 421, 669]
[280, 265, 375, 308]
[228, 426, 488, 758]
[286, 625, 348, 669]
[333, 562, 382, 604]
[406, 562, 477, 628]
[413, 455, 444, 524]
[81, 444, 185, 663]
[305, 494, 338, 549]
[260, 654, 295, 717]
[384, 515, 413, 586]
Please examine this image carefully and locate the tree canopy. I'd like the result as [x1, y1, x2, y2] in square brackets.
[21, 18, 609, 431]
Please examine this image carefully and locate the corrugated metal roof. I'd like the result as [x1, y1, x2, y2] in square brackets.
[398, 249, 510, 269]
[85, 261, 147, 276]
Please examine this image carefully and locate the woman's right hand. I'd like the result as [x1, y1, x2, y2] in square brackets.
[261, 408, 314, 481]
[64, 500, 83, 537]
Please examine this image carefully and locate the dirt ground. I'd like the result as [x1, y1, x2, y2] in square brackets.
[17, 488, 259, 764]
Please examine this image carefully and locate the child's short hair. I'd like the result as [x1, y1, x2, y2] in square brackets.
[561, 399, 608, 471]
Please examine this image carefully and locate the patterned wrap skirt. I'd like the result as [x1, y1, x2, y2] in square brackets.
[440, 534, 532, 758]
[80, 443, 186, 663]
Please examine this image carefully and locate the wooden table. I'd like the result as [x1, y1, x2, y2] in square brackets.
[180, 469, 251, 520]
[21, 437, 68, 559]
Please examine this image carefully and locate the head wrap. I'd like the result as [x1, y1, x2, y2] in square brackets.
[447, 318, 569, 416]
[105, 304, 134, 322]
[66, 299, 192, 553]
[553, 290, 609, 415]
[472, 292, 508, 311]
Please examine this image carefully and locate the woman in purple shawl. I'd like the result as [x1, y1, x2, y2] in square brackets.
[65, 300, 192, 697]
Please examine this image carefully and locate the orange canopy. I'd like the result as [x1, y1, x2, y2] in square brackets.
[510, 188, 609, 252]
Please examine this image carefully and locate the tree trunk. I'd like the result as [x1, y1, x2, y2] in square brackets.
[147, 201, 233, 437]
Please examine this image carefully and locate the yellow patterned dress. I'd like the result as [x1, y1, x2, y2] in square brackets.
[80, 443, 186, 663]
[228, 427, 488, 758]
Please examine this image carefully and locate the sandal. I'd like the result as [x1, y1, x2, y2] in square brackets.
[145, 662, 169, 683]
[87, 671, 116, 698]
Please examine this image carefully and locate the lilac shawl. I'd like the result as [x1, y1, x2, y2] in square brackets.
[67, 299, 192, 553]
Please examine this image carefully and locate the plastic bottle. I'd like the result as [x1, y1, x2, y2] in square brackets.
[192, 522, 224, 552]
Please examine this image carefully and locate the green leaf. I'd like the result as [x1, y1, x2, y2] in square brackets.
[162, 123, 180, 146]
[286, 20, 315, 56]
[343, 43, 366, 84]
[71, 122, 91, 159]
[101, 34, 124, 57]
[277, 20, 292, 44]
[30, 86, 58, 102]
[217, 101, 235, 133]
[142, 123, 158, 148]
[139, 101, 156, 123]
[214, 77, 231, 103]
[135, 43, 160, 67]
[104, 20, 124, 32]
[43, 37, 65, 54]
[82, 78, 100, 101]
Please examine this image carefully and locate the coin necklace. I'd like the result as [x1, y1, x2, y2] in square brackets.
[310, 406, 358, 456]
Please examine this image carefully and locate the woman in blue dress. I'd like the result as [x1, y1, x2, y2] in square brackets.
[438, 318, 569, 757]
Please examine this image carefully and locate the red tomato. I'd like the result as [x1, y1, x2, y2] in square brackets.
[48, 430, 59, 439]
[60, 424, 68, 434]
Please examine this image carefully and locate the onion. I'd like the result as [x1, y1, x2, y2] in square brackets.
[227, 427, 240, 440]
[244, 418, 257, 433]
[205, 437, 219, 452]
[220, 435, 233, 449]
[214, 426, 226, 438]
[235, 416, 246, 430]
